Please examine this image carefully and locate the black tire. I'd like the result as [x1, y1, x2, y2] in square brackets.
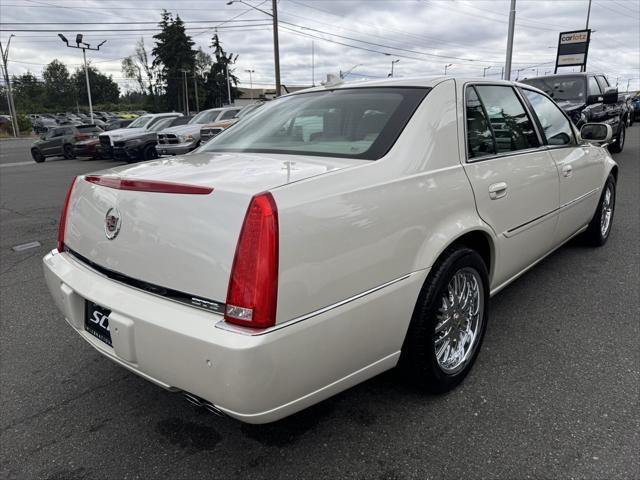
[608, 123, 625, 153]
[63, 144, 75, 160]
[583, 174, 616, 246]
[31, 148, 44, 163]
[141, 144, 158, 161]
[400, 247, 489, 393]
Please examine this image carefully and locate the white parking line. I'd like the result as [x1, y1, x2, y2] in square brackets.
[0, 161, 36, 168]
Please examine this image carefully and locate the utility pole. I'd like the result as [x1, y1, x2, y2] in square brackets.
[0, 35, 18, 137]
[245, 69, 255, 100]
[182, 70, 189, 116]
[390, 59, 400, 77]
[226, 64, 232, 105]
[504, 0, 516, 81]
[58, 34, 106, 123]
[193, 74, 199, 113]
[227, 0, 281, 96]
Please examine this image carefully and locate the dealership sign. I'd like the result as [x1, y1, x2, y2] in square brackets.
[555, 29, 591, 72]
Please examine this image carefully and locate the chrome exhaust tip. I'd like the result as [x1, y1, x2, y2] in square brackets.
[182, 392, 227, 417]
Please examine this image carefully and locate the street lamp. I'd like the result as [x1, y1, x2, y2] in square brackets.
[389, 59, 400, 78]
[483, 66, 492, 77]
[444, 63, 453, 75]
[58, 33, 107, 123]
[227, 0, 281, 97]
[0, 34, 19, 136]
[245, 69, 255, 100]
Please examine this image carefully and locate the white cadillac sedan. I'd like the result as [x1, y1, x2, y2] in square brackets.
[44, 77, 617, 424]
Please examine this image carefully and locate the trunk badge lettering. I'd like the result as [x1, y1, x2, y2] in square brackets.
[105, 208, 122, 240]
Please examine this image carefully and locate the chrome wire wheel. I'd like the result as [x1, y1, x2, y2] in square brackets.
[434, 267, 484, 375]
[600, 184, 614, 238]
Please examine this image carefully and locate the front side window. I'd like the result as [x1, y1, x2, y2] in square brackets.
[465, 86, 496, 159]
[475, 85, 539, 153]
[523, 89, 574, 146]
[588, 77, 601, 96]
[200, 87, 429, 160]
[595, 75, 609, 92]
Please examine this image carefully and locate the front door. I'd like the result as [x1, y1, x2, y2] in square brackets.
[521, 88, 602, 242]
[461, 83, 560, 290]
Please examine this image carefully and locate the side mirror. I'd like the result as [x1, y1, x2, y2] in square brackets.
[587, 94, 603, 105]
[602, 87, 618, 104]
[580, 123, 613, 144]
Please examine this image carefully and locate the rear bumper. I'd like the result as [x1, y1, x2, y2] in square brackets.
[43, 249, 425, 423]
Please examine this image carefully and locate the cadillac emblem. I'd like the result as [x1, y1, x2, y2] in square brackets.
[104, 207, 122, 240]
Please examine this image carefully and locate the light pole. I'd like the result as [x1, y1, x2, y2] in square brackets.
[0, 34, 18, 137]
[504, 0, 516, 80]
[444, 63, 453, 75]
[585, 0, 592, 29]
[390, 59, 400, 77]
[180, 69, 190, 116]
[245, 69, 255, 100]
[58, 33, 106, 123]
[483, 66, 492, 77]
[227, 0, 281, 96]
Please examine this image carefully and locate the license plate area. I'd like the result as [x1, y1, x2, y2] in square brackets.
[85, 301, 112, 347]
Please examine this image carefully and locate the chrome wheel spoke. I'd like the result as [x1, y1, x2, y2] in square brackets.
[433, 267, 484, 374]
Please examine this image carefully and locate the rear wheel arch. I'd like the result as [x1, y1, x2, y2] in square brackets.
[609, 165, 619, 183]
[428, 229, 495, 282]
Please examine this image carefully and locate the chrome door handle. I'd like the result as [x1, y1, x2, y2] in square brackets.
[562, 165, 573, 177]
[488, 182, 508, 199]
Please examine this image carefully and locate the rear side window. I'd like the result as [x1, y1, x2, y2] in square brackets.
[523, 90, 575, 146]
[474, 85, 539, 153]
[465, 86, 496, 159]
[77, 125, 101, 133]
[219, 109, 239, 120]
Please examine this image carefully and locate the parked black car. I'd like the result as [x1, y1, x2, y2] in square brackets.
[521, 73, 627, 153]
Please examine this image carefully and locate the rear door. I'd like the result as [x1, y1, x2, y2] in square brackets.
[461, 83, 560, 288]
[43, 128, 64, 155]
[521, 88, 601, 242]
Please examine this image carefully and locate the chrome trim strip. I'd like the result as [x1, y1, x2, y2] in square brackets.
[216, 272, 418, 336]
[504, 188, 598, 238]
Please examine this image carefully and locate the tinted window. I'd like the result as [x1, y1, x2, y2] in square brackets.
[77, 125, 102, 133]
[200, 88, 429, 160]
[521, 76, 586, 102]
[588, 77, 601, 96]
[475, 85, 539, 153]
[219, 109, 240, 120]
[465, 86, 496, 159]
[523, 90, 574, 146]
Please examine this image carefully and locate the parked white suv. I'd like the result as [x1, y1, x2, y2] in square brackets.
[44, 77, 617, 423]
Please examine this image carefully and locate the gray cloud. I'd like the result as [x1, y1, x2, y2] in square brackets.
[1, 0, 638, 92]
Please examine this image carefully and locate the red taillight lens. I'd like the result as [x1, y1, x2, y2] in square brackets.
[57, 177, 78, 252]
[225, 193, 279, 328]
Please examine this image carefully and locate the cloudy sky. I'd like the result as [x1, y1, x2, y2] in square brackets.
[1, 0, 639, 93]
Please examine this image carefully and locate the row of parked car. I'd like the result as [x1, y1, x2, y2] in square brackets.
[29, 111, 144, 134]
[30, 102, 265, 163]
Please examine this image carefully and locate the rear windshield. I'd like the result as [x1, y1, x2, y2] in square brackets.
[521, 76, 586, 102]
[189, 110, 221, 124]
[200, 87, 430, 160]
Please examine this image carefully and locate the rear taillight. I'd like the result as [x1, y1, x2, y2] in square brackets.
[57, 177, 78, 252]
[84, 175, 213, 195]
[225, 193, 279, 328]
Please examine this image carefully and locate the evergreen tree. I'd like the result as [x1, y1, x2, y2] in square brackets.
[204, 34, 241, 108]
[152, 11, 196, 112]
[11, 72, 46, 112]
[42, 60, 72, 110]
[71, 65, 120, 105]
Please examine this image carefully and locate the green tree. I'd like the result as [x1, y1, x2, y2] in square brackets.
[204, 34, 241, 108]
[42, 60, 72, 109]
[152, 11, 196, 112]
[11, 72, 45, 112]
[71, 65, 120, 106]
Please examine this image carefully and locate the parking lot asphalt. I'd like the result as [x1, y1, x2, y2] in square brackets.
[1, 131, 638, 480]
